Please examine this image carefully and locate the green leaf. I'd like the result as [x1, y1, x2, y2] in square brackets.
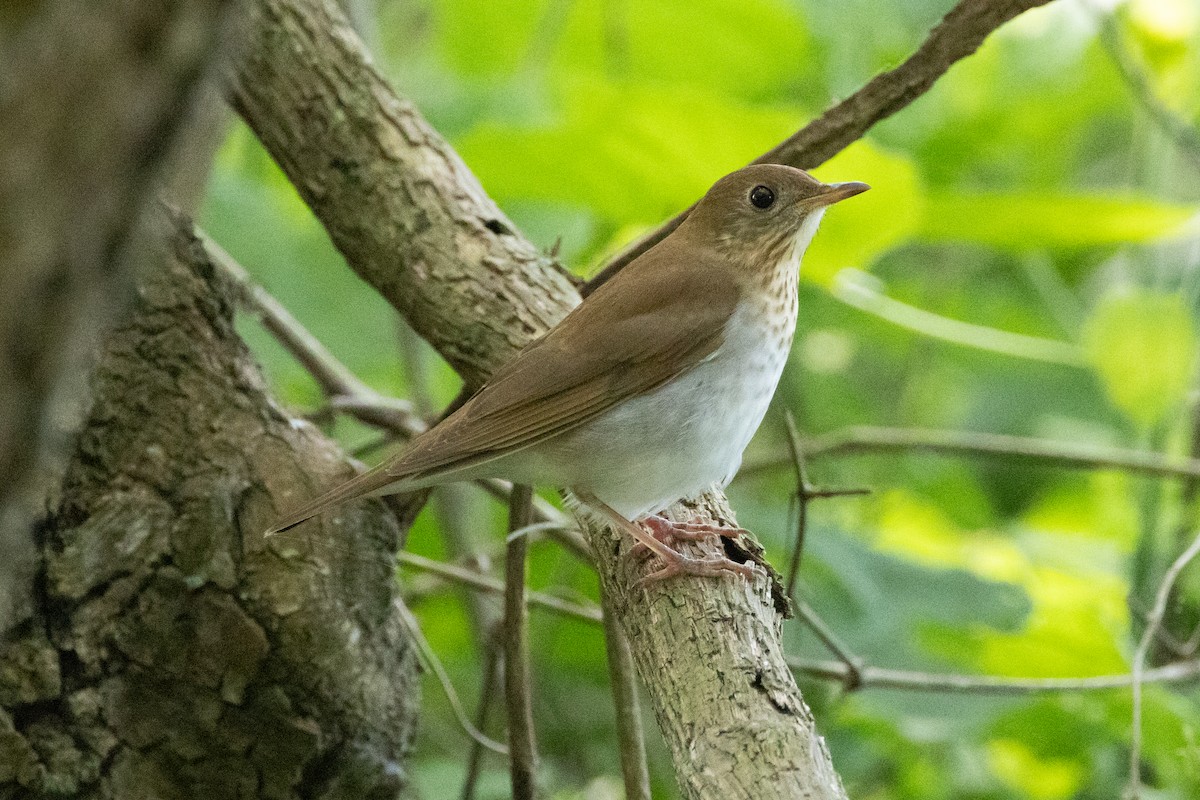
[434, 0, 551, 77]
[919, 191, 1196, 248]
[1082, 290, 1198, 427]
[551, 0, 810, 96]
[986, 738, 1085, 800]
[456, 79, 800, 225]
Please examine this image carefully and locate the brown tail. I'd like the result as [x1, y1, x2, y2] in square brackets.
[265, 463, 413, 535]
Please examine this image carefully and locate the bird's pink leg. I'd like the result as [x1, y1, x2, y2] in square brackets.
[573, 491, 756, 587]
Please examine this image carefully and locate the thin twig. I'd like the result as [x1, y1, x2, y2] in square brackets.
[461, 624, 504, 800]
[793, 599, 865, 691]
[831, 269, 1088, 367]
[782, 411, 870, 602]
[783, 411, 811, 598]
[583, 0, 1054, 293]
[600, 587, 651, 800]
[504, 485, 538, 800]
[739, 425, 1200, 482]
[788, 656, 1200, 695]
[394, 600, 509, 756]
[1127, 530, 1200, 799]
[398, 551, 603, 624]
[505, 520, 569, 544]
[201, 228, 426, 434]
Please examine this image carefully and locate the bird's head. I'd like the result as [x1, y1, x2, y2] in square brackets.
[684, 163, 868, 272]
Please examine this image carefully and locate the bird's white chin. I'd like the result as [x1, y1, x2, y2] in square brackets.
[791, 207, 827, 270]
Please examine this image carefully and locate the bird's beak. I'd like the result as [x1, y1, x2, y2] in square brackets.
[817, 181, 870, 206]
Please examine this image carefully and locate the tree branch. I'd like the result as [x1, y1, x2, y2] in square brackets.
[788, 656, 1200, 695]
[740, 425, 1200, 482]
[504, 486, 538, 800]
[583, 0, 1056, 292]
[601, 587, 652, 800]
[1127, 530, 1200, 798]
[399, 551, 602, 623]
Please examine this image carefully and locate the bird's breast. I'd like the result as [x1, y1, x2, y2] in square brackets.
[532, 289, 798, 519]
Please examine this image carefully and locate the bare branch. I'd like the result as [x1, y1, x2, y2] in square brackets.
[504, 486, 539, 800]
[399, 551, 602, 623]
[1127, 531, 1200, 798]
[789, 656, 1200, 695]
[601, 587, 652, 800]
[461, 626, 505, 800]
[583, 0, 1056, 292]
[781, 411, 870, 602]
[793, 600, 866, 692]
[396, 600, 509, 756]
[741, 425, 1200, 481]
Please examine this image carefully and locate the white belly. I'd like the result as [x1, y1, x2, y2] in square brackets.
[512, 301, 795, 519]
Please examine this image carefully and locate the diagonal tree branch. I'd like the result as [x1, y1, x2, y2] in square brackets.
[583, 0, 1056, 293]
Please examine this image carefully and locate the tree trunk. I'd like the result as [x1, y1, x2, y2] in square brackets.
[0, 0, 232, 637]
[1, 211, 420, 797]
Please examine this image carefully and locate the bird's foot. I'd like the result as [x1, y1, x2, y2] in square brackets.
[625, 515, 755, 587]
[627, 515, 749, 558]
[569, 489, 756, 587]
[645, 515, 750, 540]
[635, 548, 756, 588]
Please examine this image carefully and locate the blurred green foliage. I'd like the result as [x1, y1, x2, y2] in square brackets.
[201, 0, 1200, 796]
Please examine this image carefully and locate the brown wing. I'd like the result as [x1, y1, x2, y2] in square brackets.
[265, 243, 739, 535]
[385, 243, 741, 481]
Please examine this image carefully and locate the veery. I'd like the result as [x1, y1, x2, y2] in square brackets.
[268, 164, 868, 582]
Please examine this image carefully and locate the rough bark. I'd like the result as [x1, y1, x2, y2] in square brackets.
[0, 0, 234, 635]
[226, 0, 579, 389]
[227, 0, 846, 796]
[0, 212, 420, 798]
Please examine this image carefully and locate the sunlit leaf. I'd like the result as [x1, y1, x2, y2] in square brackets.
[1082, 290, 1198, 427]
[987, 738, 1085, 800]
[874, 491, 1130, 677]
[434, 0, 550, 76]
[919, 191, 1196, 248]
[456, 79, 800, 225]
[552, 0, 810, 96]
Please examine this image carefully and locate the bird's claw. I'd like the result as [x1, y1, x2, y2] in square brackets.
[628, 515, 749, 556]
[623, 514, 757, 586]
[636, 552, 757, 589]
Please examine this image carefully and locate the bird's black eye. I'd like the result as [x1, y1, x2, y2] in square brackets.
[749, 185, 775, 210]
